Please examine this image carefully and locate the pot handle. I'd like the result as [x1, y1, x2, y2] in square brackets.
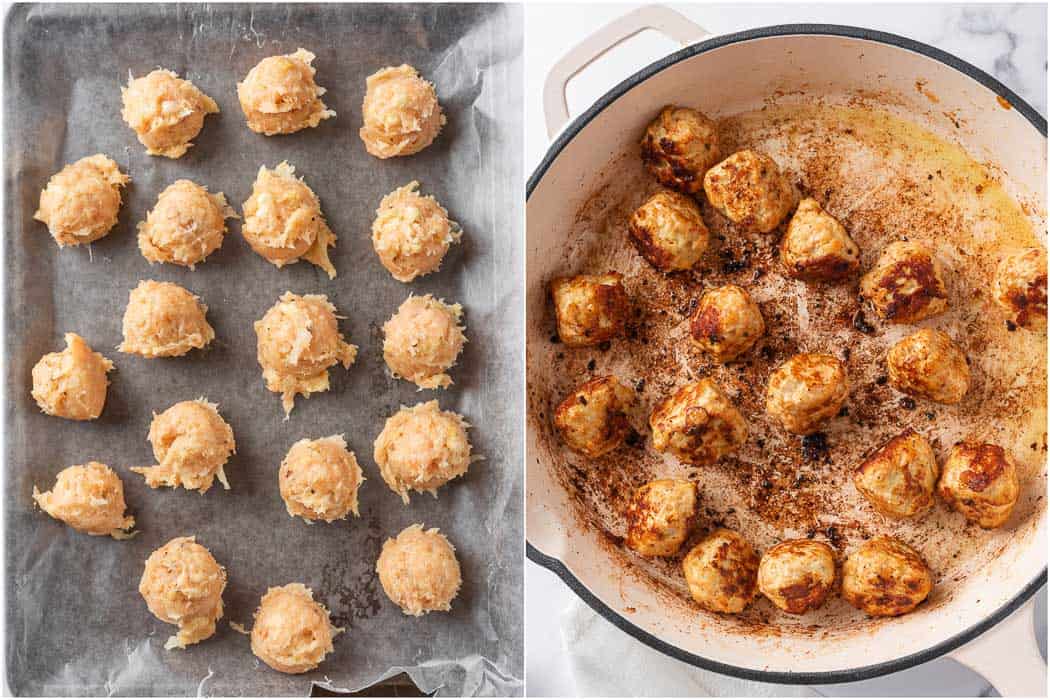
[948, 596, 1046, 697]
[542, 5, 710, 137]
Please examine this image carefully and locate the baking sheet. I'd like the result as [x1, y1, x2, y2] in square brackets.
[3, 3, 523, 696]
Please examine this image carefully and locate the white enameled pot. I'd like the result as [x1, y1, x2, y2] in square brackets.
[526, 6, 1047, 693]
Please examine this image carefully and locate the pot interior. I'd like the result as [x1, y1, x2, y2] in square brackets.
[527, 31, 1047, 676]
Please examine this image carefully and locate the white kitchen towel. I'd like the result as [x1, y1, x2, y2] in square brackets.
[560, 599, 819, 697]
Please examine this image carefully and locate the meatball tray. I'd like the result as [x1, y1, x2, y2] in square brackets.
[4, 4, 523, 695]
[527, 21, 1046, 686]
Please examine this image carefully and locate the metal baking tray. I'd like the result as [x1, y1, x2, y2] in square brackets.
[3, 3, 523, 695]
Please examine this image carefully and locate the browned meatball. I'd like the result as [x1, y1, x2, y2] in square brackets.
[650, 379, 748, 465]
[938, 441, 1020, 529]
[688, 284, 765, 362]
[682, 528, 759, 613]
[703, 150, 794, 233]
[625, 479, 697, 557]
[640, 105, 720, 194]
[886, 329, 970, 405]
[854, 429, 938, 518]
[841, 536, 932, 617]
[553, 376, 636, 458]
[765, 353, 848, 435]
[993, 246, 1047, 331]
[628, 191, 709, 272]
[757, 540, 837, 614]
[550, 273, 629, 348]
[779, 198, 860, 282]
[860, 241, 949, 324]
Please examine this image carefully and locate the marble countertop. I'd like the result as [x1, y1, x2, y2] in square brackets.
[525, 3, 1047, 697]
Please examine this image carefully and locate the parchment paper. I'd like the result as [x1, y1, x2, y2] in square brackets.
[3, 3, 523, 695]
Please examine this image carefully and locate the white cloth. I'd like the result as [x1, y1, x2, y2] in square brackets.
[560, 599, 818, 697]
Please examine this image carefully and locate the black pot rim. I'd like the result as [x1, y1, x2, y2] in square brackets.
[526, 23, 1047, 686]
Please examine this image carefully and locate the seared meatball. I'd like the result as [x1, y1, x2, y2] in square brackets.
[682, 528, 759, 613]
[886, 328, 969, 405]
[841, 536, 932, 617]
[554, 376, 635, 458]
[550, 273, 629, 347]
[854, 429, 938, 518]
[640, 105, 720, 194]
[765, 353, 848, 435]
[702, 150, 794, 233]
[628, 191, 709, 272]
[688, 284, 765, 362]
[779, 198, 860, 281]
[650, 378, 747, 465]
[938, 441, 1019, 529]
[757, 540, 837, 614]
[625, 479, 697, 557]
[993, 246, 1047, 331]
[860, 241, 949, 323]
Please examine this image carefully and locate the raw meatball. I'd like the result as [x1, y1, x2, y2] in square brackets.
[382, 295, 466, 390]
[993, 246, 1047, 331]
[237, 48, 334, 135]
[766, 353, 848, 435]
[118, 280, 214, 358]
[121, 69, 219, 158]
[860, 241, 949, 323]
[139, 536, 226, 649]
[31, 332, 113, 420]
[640, 105, 720, 194]
[553, 376, 635, 458]
[34, 154, 129, 247]
[376, 524, 462, 616]
[779, 198, 860, 281]
[373, 401, 473, 503]
[360, 65, 444, 159]
[886, 328, 970, 405]
[138, 180, 236, 268]
[625, 479, 697, 557]
[628, 190, 709, 271]
[938, 441, 1020, 529]
[255, 292, 358, 416]
[33, 462, 134, 538]
[841, 536, 932, 617]
[131, 399, 235, 493]
[702, 150, 794, 233]
[682, 528, 759, 614]
[854, 429, 938, 518]
[251, 583, 337, 674]
[372, 181, 460, 282]
[650, 378, 748, 465]
[280, 435, 363, 522]
[757, 540, 837, 614]
[550, 273, 629, 347]
[241, 161, 337, 278]
[688, 284, 765, 362]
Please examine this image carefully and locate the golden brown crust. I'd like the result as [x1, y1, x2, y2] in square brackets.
[682, 528, 759, 613]
[650, 378, 748, 465]
[628, 190, 709, 272]
[702, 150, 794, 233]
[841, 536, 932, 617]
[757, 539, 837, 614]
[938, 441, 1020, 529]
[854, 429, 938, 518]
[860, 241, 949, 323]
[993, 246, 1047, 331]
[765, 353, 848, 435]
[886, 328, 970, 405]
[779, 198, 860, 282]
[550, 273, 629, 347]
[625, 479, 697, 557]
[688, 284, 765, 362]
[640, 105, 720, 193]
[553, 376, 635, 458]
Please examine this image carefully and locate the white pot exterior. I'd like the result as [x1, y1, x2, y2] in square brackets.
[527, 27, 1047, 681]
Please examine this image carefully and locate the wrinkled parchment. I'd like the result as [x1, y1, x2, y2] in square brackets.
[3, 3, 523, 695]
